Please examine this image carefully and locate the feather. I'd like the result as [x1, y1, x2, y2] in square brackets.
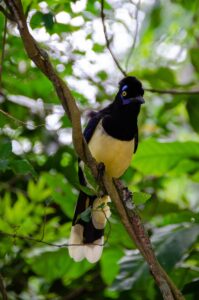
[68, 224, 85, 262]
[68, 224, 104, 263]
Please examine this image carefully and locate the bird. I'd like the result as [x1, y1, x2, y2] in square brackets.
[68, 76, 145, 263]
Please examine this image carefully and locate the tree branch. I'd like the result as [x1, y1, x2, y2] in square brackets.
[4, 1, 184, 299]
[0, 5, 15, 21]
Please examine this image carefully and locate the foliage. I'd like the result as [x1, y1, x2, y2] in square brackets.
[0, 0, 199, 299]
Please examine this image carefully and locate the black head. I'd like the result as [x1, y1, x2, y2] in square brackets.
[118, 76, 145, 106]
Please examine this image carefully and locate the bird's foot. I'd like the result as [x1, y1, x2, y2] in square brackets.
[122, 187, 133, 202]
[114, 179, 133, 201]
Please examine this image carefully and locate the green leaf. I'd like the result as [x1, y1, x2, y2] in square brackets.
[155, 224, 199, 271]
[93, 43, 105, 53]
[169, 159, 198, 175]
[10, 159, 36, 177]
[83, 165, 99, 193]
[43, 172, 76, 219]
[186, 96, 199, 133]
[182, 279, 199, 295]
[149, 2, 162, 29]
[78, 184, 96, 196]
[133, 192, 151, 205]
[140, 67, 176, 88]
[132, 139, 199, 175]
[108, 221, 133, 249]
[27, 248, 93, 281]
[79, 206, 92, 223]
[30, 12, 43, 29]
[42, 12, 54, 31]
[27, 178, 51, 202]
[0, 159, 9, 172]
[190, 48, 199, 72]
[112, 224, 199, 291]
[100, 248, 123, 285]
[27, 248, 70, 281]
[0, 140, 12, 159]
[97, 71, 108, 81]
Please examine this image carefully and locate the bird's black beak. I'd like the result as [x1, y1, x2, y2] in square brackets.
[133, 95, 145, 104]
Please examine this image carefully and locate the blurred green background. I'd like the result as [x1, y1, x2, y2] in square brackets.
[0, 0, 199, 299]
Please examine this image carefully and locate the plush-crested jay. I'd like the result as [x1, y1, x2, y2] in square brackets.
[68, 76, 144, 263]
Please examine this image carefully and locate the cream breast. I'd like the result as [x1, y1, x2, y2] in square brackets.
[88, 121, 134, 178]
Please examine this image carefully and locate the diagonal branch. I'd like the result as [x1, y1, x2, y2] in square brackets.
[125, 0, 141, 72]
[4, 1, 184, 299]
[100, 0, 127, 77]
[0, 5, 15, 21]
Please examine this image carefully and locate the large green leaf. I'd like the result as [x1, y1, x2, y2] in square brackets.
[132, 140, 199, 175]
[27, 247, 93, 281]
[112, 224, 199, 291]
[43, 172, 77, 219]
[100, 248, 123, 285]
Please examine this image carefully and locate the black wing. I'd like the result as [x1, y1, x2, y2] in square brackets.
[134, 129, 139, 153]
[78, 104, 112, 184]
[83, 103, 113, 143]
[83, 113, 102, 143]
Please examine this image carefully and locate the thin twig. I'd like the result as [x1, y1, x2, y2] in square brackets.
[100, 0, 127, 77]
[0, 108, 45, 129]
[0, 230, 107, 247]
[145, 87, 199, 95]
[125, 0, 141, 72]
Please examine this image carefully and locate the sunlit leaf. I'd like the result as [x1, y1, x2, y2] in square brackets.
[132, 192, 151, 205]
[133, 140, 199, 175]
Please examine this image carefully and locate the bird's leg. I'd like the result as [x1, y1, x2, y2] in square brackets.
[97, 162, 106, 196]
[97, 162, 105, 181]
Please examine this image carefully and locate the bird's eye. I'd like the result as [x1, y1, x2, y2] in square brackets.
[122, 91, 127, 97]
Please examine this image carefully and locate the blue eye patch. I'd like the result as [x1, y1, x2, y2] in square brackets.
[121, 85, 128, 91]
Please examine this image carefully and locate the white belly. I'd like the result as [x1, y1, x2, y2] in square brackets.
[88, 122, 134, 178]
